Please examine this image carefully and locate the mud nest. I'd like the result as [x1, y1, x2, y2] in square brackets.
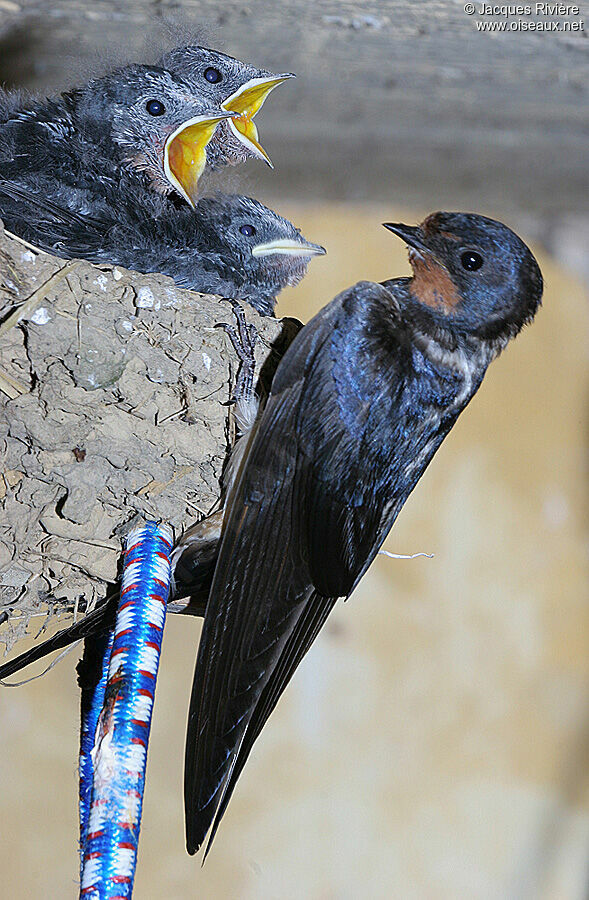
[0, 222, 294, 653]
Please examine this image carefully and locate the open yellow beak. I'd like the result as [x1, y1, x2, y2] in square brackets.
[164, 112, 231, 206]
[222, 74, 294, 167]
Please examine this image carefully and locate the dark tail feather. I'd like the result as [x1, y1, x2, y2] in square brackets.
[201, 595, 337, 857]
[0, 531, 219, 681]
[0, 596, 117, 680]
[0, 508, 224, 682]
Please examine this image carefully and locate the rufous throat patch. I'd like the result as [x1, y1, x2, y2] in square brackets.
[409, 252, 462, 313]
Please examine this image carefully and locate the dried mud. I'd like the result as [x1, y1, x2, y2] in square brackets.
[0, 223, 292, 651]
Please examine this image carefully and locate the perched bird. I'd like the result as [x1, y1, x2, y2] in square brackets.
[0, 183, 325, 316]
[0, 212, 542, 859]
[159, 45, 294, 171]
[181, 212, 543, 855]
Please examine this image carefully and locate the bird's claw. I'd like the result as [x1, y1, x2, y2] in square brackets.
[215, 300, 258, 403]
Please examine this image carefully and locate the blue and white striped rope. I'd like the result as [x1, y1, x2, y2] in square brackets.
[79, 628, 115, 873]
[79, 521, 173, 900]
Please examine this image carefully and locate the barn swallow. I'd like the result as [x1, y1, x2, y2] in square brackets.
[0, 183, 325, 315]
[159, 45, 294, 170]
[182, 212, 543, 855]
[67, 63, 237, 202]
[0, 212, 542, 858]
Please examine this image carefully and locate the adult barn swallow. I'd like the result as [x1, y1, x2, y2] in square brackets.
[159, 45, 294, 170]
[0, 184, 325, 316]
[0, 212, 542, 856]
[183, 212, 543, 855]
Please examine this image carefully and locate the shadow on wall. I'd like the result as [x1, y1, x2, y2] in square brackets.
[0, 17, 214, 92]
[0, 24, 42, 88]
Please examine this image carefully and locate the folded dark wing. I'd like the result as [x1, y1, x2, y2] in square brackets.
[204, 590, 337, 853]
[184, 285, 401, 853]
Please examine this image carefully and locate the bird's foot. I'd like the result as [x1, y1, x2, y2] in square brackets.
[216, 300, 258, 404]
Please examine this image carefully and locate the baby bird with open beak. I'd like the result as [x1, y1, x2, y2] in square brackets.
[0, 65, 225, 213]
[160, 45, 294, 172]
[0, 45, 293, 213]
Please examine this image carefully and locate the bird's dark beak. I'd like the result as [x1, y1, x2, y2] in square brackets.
[382, 222, 429, 254]
[164, 112, 232, 206]
[222, 74, 295, 168]
[382, 222, 445, 268]
[251, 237, 326, 258]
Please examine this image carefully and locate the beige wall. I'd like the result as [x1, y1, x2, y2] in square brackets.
[1, 204, 587, 898]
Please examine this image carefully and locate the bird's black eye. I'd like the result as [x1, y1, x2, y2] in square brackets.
[146, 99, 165, 116]
[239, 224, 256, 237]
[204, 67, 223, 84]
[460, 250, 484, 271]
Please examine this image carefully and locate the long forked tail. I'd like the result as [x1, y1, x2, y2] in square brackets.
[0, 518, 220, 681]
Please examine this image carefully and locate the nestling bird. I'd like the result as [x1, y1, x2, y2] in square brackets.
[182, 211, 543, 855]
[159, 45, 294, 171]
[0, 184, 325, 315]
[0, 63, 231, 211]
[0, 45, 291, 213]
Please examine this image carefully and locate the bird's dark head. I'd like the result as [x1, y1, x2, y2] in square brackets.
[196, 194, 325, 314]
[383, 212, 543, 345]
[160, 46, 294, 169]
[67, 64, 230, 203]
